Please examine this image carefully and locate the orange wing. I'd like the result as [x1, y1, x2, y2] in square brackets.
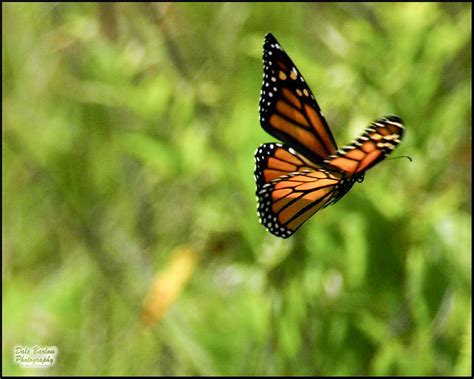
[325, 116, 405, 175]
[259, 33, 338, 163]
[254, 117, 405, 238]
[255, 143, 343, 238]
[255, 35, 407, 238]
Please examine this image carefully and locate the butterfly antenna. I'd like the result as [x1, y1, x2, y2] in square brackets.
[386, 155, 413, 162]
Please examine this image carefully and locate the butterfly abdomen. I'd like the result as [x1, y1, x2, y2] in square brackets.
[327, 174, 362, 207]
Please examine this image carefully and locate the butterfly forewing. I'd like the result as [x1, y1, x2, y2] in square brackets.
[259, 33, 338, 164]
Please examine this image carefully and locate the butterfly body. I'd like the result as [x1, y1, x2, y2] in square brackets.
[254, 33, 405, 238]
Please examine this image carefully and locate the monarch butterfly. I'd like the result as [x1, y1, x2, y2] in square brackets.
[255, 33, 405, 238]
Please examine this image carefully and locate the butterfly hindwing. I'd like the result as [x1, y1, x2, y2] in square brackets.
[259, 33, 338, 164]
[255, 143, 342, 238]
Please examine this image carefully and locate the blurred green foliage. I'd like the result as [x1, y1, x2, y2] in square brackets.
[3, 2, 471, 376]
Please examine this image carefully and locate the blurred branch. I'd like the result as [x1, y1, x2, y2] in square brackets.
[4, 129, 142, 312]
[141, 3, 192, 81]
[98, 3, 119, 41]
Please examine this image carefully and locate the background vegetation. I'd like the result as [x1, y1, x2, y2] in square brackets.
[3, 2, 471, 376]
